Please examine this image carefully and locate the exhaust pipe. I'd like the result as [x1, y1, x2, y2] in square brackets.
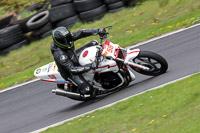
[52, 88, 81, 99]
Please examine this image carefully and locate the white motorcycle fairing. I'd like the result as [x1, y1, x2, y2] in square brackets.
[34, 62, 68, 84]
[34, 40, 138, 86]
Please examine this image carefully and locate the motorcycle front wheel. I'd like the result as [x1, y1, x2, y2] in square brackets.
[131, 51, 168, 76]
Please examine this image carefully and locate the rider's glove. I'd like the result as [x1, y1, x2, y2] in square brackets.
[98, 28, 107, 35]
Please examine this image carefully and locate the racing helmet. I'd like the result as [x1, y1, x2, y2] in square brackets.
[52, 27, 74, 49]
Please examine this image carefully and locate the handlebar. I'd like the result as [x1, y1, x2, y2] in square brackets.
[94, 26, 113, 69]
[104, 26, 112, 32]
[99, 26, 112, 45]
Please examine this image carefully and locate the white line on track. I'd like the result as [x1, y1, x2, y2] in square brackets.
[31, 72, 199, 133]
[0, 79, 40, 93]
[128, 23, 200, 48]
[1, 23, 200, 94]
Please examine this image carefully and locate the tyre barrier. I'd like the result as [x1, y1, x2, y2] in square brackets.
[25, 10, 55, 38]
[56, 15, 79, 28]
[26, 11, 50, 30]
[0, 25, 25, 49]
[0, 0, 139, 56]
[13, 11, 41, 33]
[49, 3, 76, 23]
[22, 3, 44, 12]
[0, 15, 14, 30]
[40, 30, 52, 39]
[107, 1, 125, 12]
[73, 0, 106, 22]
[79, 5, 107, 22]
[49, 2, 79, 29]
[103, 0, 125, 13]
[104, 0, 121, 4]
[74, 0, 103, 12]
[0, 40, 29, 56]
[19, 1, 49, 14]
[0, 24, 28, 55]
[50, 0, 73, 7]
[33, 22, 54, 37]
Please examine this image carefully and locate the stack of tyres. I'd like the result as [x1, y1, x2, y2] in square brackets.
[26, 10, 54, 39]
[13, 13, 37, 33]
[49, 0, 78, 28]
[13, 1, 49, 34]
[0, 15, 15, 30]
[0, 25, 28, 55]
[74, 0, 107, 22]
[104, 0, 125, 13]
[123, 0, 139, 7]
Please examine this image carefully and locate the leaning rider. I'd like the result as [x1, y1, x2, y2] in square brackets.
[51, 27, 105, 98]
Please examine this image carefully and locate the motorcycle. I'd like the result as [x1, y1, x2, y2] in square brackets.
[34, 26, 168, 101]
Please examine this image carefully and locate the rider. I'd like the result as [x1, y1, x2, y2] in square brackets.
[51, 27, 105, 98]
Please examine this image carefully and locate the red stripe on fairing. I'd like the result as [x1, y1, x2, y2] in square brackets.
[128, 51, 139, 55]
[98, 64, 117, 68]
[41, 79, 71, 84]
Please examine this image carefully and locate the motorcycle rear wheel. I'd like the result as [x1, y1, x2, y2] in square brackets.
[131, 51, 168, 76]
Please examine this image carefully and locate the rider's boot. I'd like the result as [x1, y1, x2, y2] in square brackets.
[80, 84, 96, 99]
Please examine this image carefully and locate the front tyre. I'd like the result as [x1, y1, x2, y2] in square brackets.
[131, 51, 168, 76]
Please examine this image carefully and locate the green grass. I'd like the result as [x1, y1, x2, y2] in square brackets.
[42, 73, 200, 133]
[18, 10, 37, 19]
[1, 0, 200, 89]
[0, 0, 45, 12]
[0, 7, 9, 19]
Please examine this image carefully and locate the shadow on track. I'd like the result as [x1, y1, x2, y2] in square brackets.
[57, 76, 157, 113]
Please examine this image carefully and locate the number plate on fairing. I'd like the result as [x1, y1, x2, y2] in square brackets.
[101, 40, 119, 59]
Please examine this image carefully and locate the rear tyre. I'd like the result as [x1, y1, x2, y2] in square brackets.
[131, 51, 168, 76]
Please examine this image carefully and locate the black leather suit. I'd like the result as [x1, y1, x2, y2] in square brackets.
[51, 29, 99, 95]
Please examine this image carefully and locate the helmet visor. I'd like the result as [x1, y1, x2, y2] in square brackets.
[64, 33, 73, 48]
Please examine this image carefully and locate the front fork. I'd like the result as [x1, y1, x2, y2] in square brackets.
[124, 61, 150, 71]
[115, 48, 150, 71]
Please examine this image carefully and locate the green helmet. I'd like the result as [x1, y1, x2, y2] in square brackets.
[52, 27, 74, 49]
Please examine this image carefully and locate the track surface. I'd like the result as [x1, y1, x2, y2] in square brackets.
[1, 25, 200, 133]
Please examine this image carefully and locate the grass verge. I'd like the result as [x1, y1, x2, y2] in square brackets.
[1, 0, 200, 90]
[0, 7, 10, 19]
[42, 73, 200, 133]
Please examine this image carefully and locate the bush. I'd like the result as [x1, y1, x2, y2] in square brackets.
[0, 0, 46, 12]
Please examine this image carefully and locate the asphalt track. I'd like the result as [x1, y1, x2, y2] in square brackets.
[1, 25, 200, 133]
